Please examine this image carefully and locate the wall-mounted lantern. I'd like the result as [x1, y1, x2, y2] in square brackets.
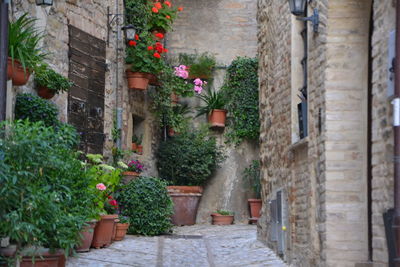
[35, 0, 53, 6]
[121, 24, 136, 43]
[288, 0, 319, 33]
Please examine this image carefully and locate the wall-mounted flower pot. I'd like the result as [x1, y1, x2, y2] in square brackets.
[126, 70, 150, 90]
[211, 213, 234, 225]
[37, 86, 56, 99]
[7, 57, 31, 86]
[76, 220, 97, 253]
[132, 142, 138, 151]
[137, 145, 143, 154]
[114, 223, 130, 241]
[187, 66, 211, 80]
[167, 186, 203, 226]
[91, 214, 118, 249]
[248, 199, 262, 219]
[122, 171, 140, 184]
[208, 109, 227, 128]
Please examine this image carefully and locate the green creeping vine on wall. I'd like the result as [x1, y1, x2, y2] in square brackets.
[221, 57, 260, 146]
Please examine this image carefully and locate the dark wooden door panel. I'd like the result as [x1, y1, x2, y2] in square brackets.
[68, 25, 106, 155]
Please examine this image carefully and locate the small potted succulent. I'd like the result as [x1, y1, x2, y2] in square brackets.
[8, 13, 45, 86]
[122, 159, 144, 184]
[196, 86, 228, 128]
[114, 216, 130, 241]
[34, 64, 73, 99]
[211, 210, 234, 225]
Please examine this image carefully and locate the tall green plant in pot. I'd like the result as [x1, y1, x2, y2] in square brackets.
[196, 86, 228, 128]
[156, 127, 225, 225]
[243, 160, 262, 221]
[8, 13, 46, 85]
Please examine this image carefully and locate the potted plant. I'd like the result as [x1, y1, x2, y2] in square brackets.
[178, 52, 216, 79]
[168, 103, 191, 136]
[196, 86, 228, 128]
[136, 134, 144, 154]
[243, 160, 262, 223]
[147, 1, 182, 35]
[34, 64, 73, 99]
[211, 210, 234, 225]
[85, 154, 122, 249]
[122, 159, 144, 184]
[125, 32, 167, 90]
[156, 127, 224, 225]
[132, 134, 139, 151]
[8, 13, 45, 86]
[114, 216, 130, 241]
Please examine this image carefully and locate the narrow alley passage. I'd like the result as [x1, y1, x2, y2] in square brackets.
[67, 225, 286, 267]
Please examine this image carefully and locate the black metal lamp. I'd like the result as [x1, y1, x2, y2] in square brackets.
[35, 0, 53, 6]
[121, 24, 136, 43]
[288, 0, 319, 33]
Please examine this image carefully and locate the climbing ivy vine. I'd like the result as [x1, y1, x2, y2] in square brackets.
[221, 57, 259, 145]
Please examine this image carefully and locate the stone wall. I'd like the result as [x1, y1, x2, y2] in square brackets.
[166, 0, 258, 223]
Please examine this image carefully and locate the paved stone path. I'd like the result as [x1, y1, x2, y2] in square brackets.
[67, 224, 287, 267]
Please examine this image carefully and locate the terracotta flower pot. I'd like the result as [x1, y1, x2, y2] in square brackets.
[111, 219, 120, 242]
[170, 92, 179, 104]
[126, 70, 150, 90]
[7, 57, 31, 86]
[76, 220, 97, 253]
[168, 127, 176, 137]
[167, 186, 203, 226]
[20, 247, 65, 267]
[208, 109, 227, 128]
[91, 214, 118, 248]
[211, 213, 234, 225]
[114, 223, 130, 241]
[248, 199, 262, 219]
[132, 142, 138, 151]
[148, 73, 160, 86]
[122, 171, 140, 184]
[37, 86, 56, 99]
[137, 145, 143, 154]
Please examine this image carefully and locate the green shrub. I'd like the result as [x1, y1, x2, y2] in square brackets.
[243, 160, 261, 198]
[14, 93, 59, 127]
[0, 120, 94, 255]
[35, 64, 73, 94]
[156, 127, 224, 186]
[178, 52, 216, 78]
[221, 57, 259, 145]
[117, 177, 173, 236]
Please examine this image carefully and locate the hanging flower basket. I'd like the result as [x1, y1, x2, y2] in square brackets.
[126, 70, 151, 90]
[7, 57, 31, 86]
[37, 86, 56, 99]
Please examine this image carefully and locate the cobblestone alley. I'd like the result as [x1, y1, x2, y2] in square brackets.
[67, 225, 286, 267]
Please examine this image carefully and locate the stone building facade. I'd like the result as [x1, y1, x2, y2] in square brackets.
[258, 0, 396, 266]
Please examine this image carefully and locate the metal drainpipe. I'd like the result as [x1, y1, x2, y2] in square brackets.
[116, 0, 123, 149]
[393, 0, 400, 264]
[0, 0, 9, 122]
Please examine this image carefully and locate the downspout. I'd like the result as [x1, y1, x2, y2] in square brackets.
[0, 0, 9, 122]
[393, 0, 400, 264]
[116, 0, 123, 149]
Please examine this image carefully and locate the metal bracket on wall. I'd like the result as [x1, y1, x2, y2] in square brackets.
[296, 8, 319, 33]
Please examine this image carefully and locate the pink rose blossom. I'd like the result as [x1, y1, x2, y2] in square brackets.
[96, 183, 106, 191]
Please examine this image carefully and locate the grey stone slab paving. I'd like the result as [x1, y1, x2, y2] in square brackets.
[67, 224, 286, 267]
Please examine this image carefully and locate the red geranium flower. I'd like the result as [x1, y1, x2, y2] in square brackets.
[153, 52, 161, 59]
[155, 42, 163, 48]
[156, 46, 163, 53]
[154, 2, 162, 9]
[109, 199, 118, 206]
[166, 15, 171, 19]
[155, 33, 164, 39]
[147, 46, 154, 51]
[163, 48, 168, 53]
[135, 34, 139, 40]
[128, 40, 136, 47]
[152, 7, 159, 13]
[164, 1, 171, 7]
[178, 6, 183, 11]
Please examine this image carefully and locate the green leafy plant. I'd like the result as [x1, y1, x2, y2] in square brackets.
[0, 120, 94, 256]
[215, 210, 234, 216]
[34, 64, 73, 94]
[118, 215, 130, 224]
[179, 52, 216, 78]
[14, 93, 59, 127]
[125, 31, 167, 74]
[220, 57, 260, 145]
[168, 103, 191, 133]
[117, 177, 173, 236]
[156, 127, 225, 186]
[196, 87, 227, 117]
[147, 1, 180, 32]
[8, 13, 46, 71]
[125, 0, 151, 32]
[243, 160, 261, 198]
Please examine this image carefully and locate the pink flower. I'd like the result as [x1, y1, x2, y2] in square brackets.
[194, 85, 202, 94]
[194, 78, 203, 86]
[96, 183, 106, 191]
[174, 66, 188, 79]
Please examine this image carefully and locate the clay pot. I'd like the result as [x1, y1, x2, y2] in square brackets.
[126, 70, 150, 90]
[132, 143, 138, 151]
[20, 247, 65, 267]
[208, 109, 227, 128]
[37, 86, 56, 99]
[248, 199, 262, 219]
[122, 171, 140, 184]
[170, 92, 179, 104]
[91, 214, 118, 248]
[168, 127, 176, 137]
[148, 73, 160, 86]
[7, 57, 31, 86]
[111, 219, 120, 242]
[76, 220, 97, 253]
[211, 213, 234, 225]
[167, 186, 203, 226]
[114, 223, 130, 241]
[137, 145, 143, 155]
